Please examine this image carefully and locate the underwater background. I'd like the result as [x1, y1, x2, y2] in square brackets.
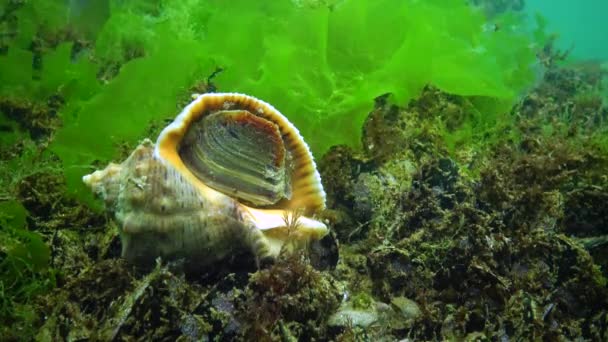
[0, 0, 607, 340]
[526, 0, 608, 60]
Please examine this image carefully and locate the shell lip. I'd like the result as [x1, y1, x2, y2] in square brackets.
[154, 92, 327, 213]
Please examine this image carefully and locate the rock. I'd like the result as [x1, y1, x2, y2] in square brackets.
[390, 296, 421, 321]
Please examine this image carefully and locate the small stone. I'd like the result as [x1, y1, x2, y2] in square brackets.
[390, 296, 421, 321]
[328, 308, 378, 328]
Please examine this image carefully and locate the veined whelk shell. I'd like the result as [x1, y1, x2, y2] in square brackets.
[83, 93, 328, 268]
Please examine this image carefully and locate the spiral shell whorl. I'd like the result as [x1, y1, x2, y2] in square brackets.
[84, 139, 254, 266]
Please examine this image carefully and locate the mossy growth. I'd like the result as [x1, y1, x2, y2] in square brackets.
[236, 252, 342, 340]
[0, 200, 56, 340]
[34, 254, 341, 340]
[319, 56, 608, 339]
[37, 260, 217, 341]
[0, 85, 100, 341]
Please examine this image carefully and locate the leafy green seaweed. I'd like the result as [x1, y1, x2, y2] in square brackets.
[52, 32, 211, 204]
[3, 0, 540, 203]
[204, 0, 538, 153]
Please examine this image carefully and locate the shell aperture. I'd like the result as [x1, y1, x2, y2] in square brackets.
[155, 92, 326, 213]
[179, 110, 292, 207]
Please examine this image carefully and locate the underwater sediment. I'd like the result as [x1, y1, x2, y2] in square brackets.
[1, 0, 608, 341]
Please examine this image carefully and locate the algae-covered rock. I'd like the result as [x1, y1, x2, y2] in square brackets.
[328, 294, 423, 337]
[390, 296, 421, 322]
[328, 306, 379, 328]
[328, 293, 385, 329]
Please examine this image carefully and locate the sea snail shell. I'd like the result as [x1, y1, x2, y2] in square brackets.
[83, 93, 328, 267]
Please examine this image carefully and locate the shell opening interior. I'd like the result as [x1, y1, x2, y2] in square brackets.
[178, 109, 293, 207]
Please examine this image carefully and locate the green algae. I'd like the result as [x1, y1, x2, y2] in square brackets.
[51, 34, 211, 205]
[0, 200, 55, 340]
[205, 0, 538, 154]
[1, 0, 542, 205]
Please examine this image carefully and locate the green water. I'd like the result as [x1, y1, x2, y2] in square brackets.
[527, 0, 608, 60]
